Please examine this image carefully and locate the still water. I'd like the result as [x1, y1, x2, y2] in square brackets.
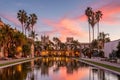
[0, 57, 120, 80]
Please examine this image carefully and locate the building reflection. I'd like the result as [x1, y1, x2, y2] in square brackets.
[0, 58, 120, 80]
[35, 57, 88, 76]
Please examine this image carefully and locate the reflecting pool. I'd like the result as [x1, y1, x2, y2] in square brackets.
[0, 57, 120, 80]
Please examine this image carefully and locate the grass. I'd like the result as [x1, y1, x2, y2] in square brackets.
[0, 57, 39, 67]
[81, 59, 120, 73]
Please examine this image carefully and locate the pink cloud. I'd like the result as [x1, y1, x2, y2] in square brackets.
[0, 13, 21, 27]
[43, 17, 88, 42]
[97, 1, 120, 24]
[75, 1, 120, 25]
[51, 67, 89, 80]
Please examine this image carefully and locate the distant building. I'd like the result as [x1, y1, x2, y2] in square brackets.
[66, 37, 74, 50]
[41, 35, 49, 44]
[104, 39, 120, 58]
[80, 43, 89, 49]
[66, 37, 73, 43]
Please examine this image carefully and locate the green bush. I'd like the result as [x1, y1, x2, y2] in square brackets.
[22, 44, 31, 57]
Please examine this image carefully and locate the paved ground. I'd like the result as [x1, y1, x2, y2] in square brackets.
[81, 57, 120, 68]
[0, 58, 29, 65]
[0, 57, 120, 69]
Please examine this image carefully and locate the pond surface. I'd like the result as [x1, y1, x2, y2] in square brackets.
[0, 57, 120, 80]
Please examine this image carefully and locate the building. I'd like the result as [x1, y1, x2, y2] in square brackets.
[66, 37, 73, 43]
[66, 37, 74, 50]
[41, 35, 49, 44]
[104, 39, 120, 58]
[80, 43, 89, 49]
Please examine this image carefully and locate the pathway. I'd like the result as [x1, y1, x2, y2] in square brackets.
[82, 57, 120, 68]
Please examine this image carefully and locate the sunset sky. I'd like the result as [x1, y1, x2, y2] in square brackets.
[0, 0, 120, 42]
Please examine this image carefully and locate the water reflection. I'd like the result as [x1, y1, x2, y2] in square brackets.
[0, 62, 31, 80]
[0, 57, 120, 80]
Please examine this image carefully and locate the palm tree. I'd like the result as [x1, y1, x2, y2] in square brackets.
[98, 32, 110, 49]
[85, 7, 93, 46]
[29, 31, 38, 58]
[17, 10, 28, 33]
[96, 11, 103, 39]
[29, 13, 37, 31]
[27, 13, 38, 58]
[89, 11, 97, 41]
[25, 21, 30, 36]
[0, 24, 14, 57]
[29, 31, 38, 41]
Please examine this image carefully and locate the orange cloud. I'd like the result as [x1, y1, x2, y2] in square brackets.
[43, 17, 88, 42]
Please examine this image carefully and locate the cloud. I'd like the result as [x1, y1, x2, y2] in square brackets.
[43, 17, 88, 42]
[0, 13, 21, 28]
[51, 67, 89, 80]
[98, 1, 120, 24]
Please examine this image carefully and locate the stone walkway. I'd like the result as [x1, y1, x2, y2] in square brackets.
[0, 58, 29, 65]
[81, 57, 120, 68]
[0, 57, 41, 68]
[72, 57, 120, 75]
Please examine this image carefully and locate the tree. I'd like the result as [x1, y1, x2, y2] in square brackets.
[29, 31, 38, 41]
[91, 39, 98, 49]
[72, 40, 80, 50]
[29, 13, 37, 31]
[25, 21, 30, 36]
[22, 43, 31, 57]
[98, 32, 110, 49]
[53, 37, 61, 50]
[0, 24, 14, 57]
[85, 7, 93, 46]
[17, 10, 28, 33]
[29, 31, 38, 58]
[89, 11, 97, 41]
[116, 42, 120, 58]
[96, 11, 103, 39]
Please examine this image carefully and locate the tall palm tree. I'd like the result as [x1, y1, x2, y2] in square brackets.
[89, 11, 97, 41]
[85, 7, 93, 46]
[25, 21, 30, 36]
[96, 11, 103, 39]
[29, 31, 38, 58]
[29, 13, 37, 31]
[28, 13, 38, 58]
[17, 10, 28, 33]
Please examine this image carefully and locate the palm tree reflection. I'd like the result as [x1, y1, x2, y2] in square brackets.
[35, 57, 88, 75]
[0, 58, 120, 80]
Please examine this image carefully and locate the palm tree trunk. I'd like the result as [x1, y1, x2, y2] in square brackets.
[31, 43, 34, 58]
[97, 22, 99, 39]
[92, 27, 94, 41]
[97, 22, 99, 50]
[89, 23, 91, 47]
[1, 46, 4, 57]
[25, 29, 26, 36]
[22, 23, 24, 34]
